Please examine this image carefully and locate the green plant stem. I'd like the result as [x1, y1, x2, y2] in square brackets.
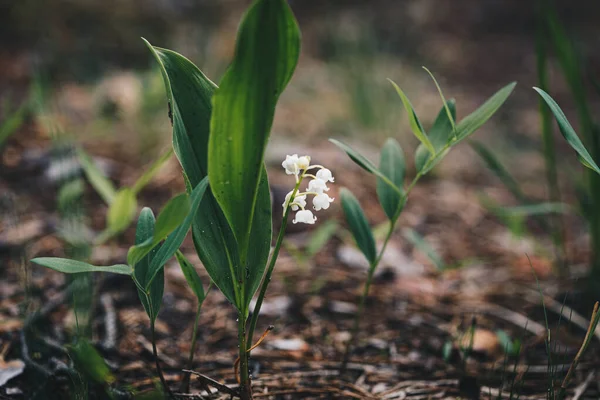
[150, 321, 174, 399]
[341, 173, 422, 374]
[246, 178, 302, 347]
[558, 302, 600, 399]
[180, 297, 205, 393]
[536, 0, 567, 275]
[237, 308, 252, 400]
[340, 217, 397, 373]
[246, 214, 290, 348]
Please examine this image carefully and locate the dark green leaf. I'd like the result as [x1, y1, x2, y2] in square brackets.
[31, 258, 132, 275]
[377, 138, 405, 220]
[77, 148, 116, 205]
[134, 208, 164, 323]
[145, 177, 209, 290]
[145, 41, 242, 307]
[534, 87, 600, 175]
[329, 138, 403, 196]
[340, 188, 376, 264]
[388, 79, 434, 153]
[127, 192, 191, 266]
[106, 189, 137, 234]
[207, 0, 300, 287]
[453, 82, 516, 143]
[329, 138, 379, 174]
[154, 193, 191, 240]
[175, 250, 205, 302]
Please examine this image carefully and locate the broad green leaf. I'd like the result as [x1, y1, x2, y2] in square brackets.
[469, 140, 528, 203]
[534, 87, 600, 175]
[415, 101, 456, 172]
[377, 138, 405, 220]
[107, 189, 137, 234]
[127, 192, 191, 266]
[153, 193, 191, 240]
[67, 339, 115, 385]
[134, 208, 164, 322]
[31, 258, 132, 275]
[243, 172, 272, 306]
[208, 0, 300, 284]
[145, 41, 244, 308]
[329, 138, 403, 196]
[422, 67, 456, 131]
[146, 177, 209, 289]
[175, 250, 205, 302]
[454, 82, 516, 144]
[131, 149, 174, 194]
[340, 188, 376, 264]
[388, 79, 434, 153]
[77, 148, 116, 205]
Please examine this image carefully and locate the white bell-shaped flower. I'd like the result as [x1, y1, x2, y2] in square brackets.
[293, 209, 317, 224]
[316, 168, 334, 183]
[297, 156, 311, 170]
[313, 193, 334, 211]
[283, 191, 306, 211]
[308, 178, 329, 193]
[282, 154, 300, 176]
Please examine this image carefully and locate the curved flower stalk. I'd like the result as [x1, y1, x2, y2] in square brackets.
[246, 155, 335, 352]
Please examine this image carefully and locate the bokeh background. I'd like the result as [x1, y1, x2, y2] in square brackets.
[2, 1, 600, 398]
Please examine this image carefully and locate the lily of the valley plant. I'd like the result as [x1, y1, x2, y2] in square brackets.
[29, 1, 330, 399]
[331, 71, 516, 371]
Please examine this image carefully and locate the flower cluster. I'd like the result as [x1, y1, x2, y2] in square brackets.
[282, 154, 335, 224]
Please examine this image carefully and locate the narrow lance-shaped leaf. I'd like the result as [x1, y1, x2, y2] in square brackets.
[422, 67, 456, 132]
[175, 250, 205, 302]
[377, 138, 405, 220]
[31, 258, 132, 275]
[388, 79, 434, 154]
[208, 0, 300, 278]
[145, 177, 209, 290]
[454, 82, 517, 144]
[534, 87, 600, 175]
[127, 192, 191, 266]
[329, 138, 403, 196]
[133, 208, 164, 323]
[340, 188, 377, 264]
[144, 41, 242, 306]
[77, 148, 116, 205]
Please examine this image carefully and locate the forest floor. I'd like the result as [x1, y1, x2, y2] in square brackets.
[2, 1, 600, 398]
